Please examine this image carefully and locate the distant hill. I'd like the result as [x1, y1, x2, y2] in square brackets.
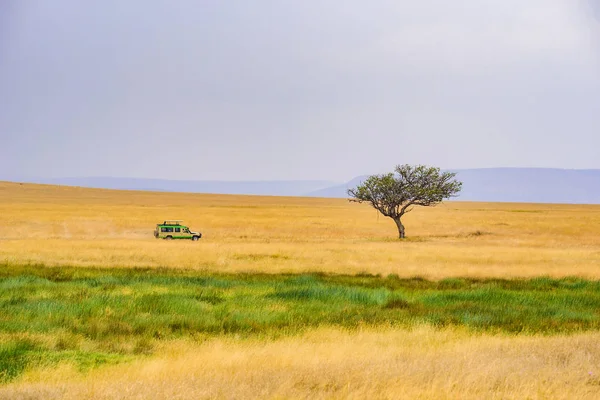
[308, 168, 600, 204]
[453, 168, 600, 203]
[6, 168, 600, 204]
[16, 177, 339, 197]
[308, 176, 369, 198]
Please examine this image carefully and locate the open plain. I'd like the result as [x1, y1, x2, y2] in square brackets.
[2, 181, 600, 279]
[1, 181, 600, 399]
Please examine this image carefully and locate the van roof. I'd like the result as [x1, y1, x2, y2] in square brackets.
[160, 220, 184, 225]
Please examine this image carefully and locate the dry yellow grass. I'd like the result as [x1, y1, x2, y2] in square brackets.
[1, 181, 599, 279]
[2, 326, 600, 399]
[2, 181, 600, 399]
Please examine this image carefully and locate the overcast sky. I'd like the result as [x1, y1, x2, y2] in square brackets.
[1, 1, 599, 181]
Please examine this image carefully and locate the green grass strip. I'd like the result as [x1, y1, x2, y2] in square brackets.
[1, 264, 600, 382]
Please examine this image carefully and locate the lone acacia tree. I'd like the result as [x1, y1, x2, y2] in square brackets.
[348, 164, 462, 239]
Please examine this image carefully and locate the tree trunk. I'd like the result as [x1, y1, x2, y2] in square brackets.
[393, 217, 405, 239]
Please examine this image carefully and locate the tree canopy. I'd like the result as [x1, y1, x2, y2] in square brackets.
[348, 164, 462, 238]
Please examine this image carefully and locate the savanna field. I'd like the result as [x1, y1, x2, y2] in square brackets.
[1, 181, 600, 399]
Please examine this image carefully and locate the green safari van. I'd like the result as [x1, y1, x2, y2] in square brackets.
[154, 220, 202, 241]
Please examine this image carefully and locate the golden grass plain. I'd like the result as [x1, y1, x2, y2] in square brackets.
[1, 181, 599, 279]
[2, 181, 600, 399]
[3, 326, 600, 399]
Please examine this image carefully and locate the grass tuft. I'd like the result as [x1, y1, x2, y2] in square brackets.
[383, 297, 412, 309]
[0, 339, 39, 383]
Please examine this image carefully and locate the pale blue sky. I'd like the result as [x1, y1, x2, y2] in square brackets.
[1, 0, 599, 181]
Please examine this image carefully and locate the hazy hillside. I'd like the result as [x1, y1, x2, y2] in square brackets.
[5, 168, 600, 204]
[17, 177, 339, 197]
[308, 176, 369, 198]
[309, 168, 600, 204]
[452, 169, 600, 203]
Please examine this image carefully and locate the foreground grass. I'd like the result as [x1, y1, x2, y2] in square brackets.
[3, 328, 600, 399]
[2, 265, 600, 384]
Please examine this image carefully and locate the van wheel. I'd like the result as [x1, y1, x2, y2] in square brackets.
[165, 236, 173, 240]
[192, 236, 199, 241]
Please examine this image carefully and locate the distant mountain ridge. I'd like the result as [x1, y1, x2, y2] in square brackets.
[5, 168, 600, 204]
[309, 168, 600, 204]
[451, 168, 600, 204]
[19, 177, 339, 197]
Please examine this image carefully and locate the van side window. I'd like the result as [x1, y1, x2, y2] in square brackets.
[175, 227, 181, 233]
[161, 227, 167, 233]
